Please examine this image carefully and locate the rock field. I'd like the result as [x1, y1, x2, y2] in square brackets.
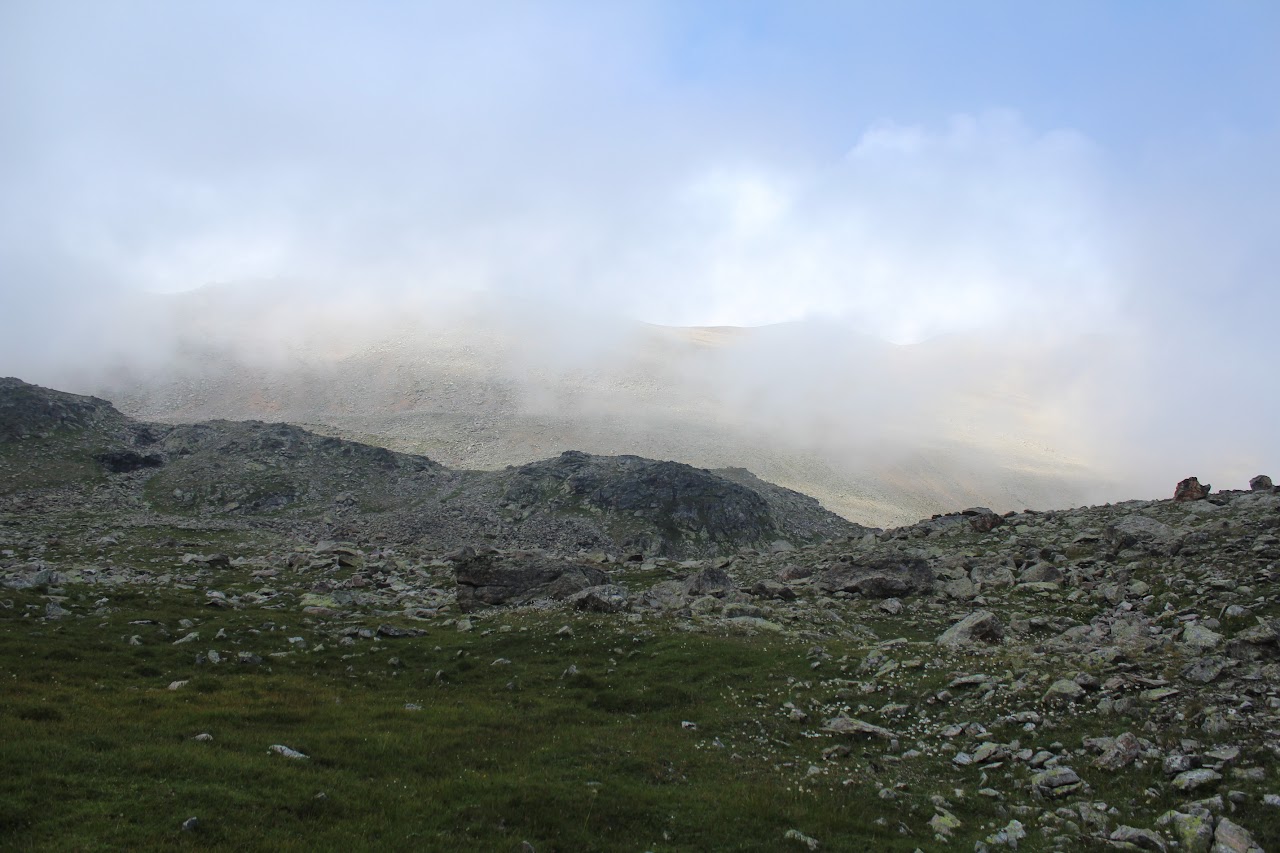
[3, 376, 1279, 850]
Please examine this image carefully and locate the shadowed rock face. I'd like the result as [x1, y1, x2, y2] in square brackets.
[452, 549, 608, 611]
[0, 377, 125, 440]
[500, 451, 779, 553]
[94, 451, 164, 473]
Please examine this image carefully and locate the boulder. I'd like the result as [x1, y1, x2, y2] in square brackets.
[1174, 476, 1210, 501]
[1106, 515, 1180, 554]
[778, 564, 814, 582]
[683, 566, 735, 598]
[568, 584, 631, 613]
[1180, 623, 1224, 652]
[1109, 826, 1167, 852]
[454, 552, 608, 611]
[937, 610, 1004, 648]
[820, 715, 897, 739]
[1019, 562, 1063, 584]
[1249, 474, 1273, 491]
[1213, 817, 1263, 853]
[968, 511, 1004, 533]
[1094, 732, 1141, 771]
[1031, 767, 1084, 799]
[750, 580, 797, 601]
[817, 556, 933, 598]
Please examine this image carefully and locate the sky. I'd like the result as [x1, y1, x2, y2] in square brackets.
[1, 1, 1278, 492]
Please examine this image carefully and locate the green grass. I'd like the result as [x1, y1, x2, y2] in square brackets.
[0, 585, 943, 852]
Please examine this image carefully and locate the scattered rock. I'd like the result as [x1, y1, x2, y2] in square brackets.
[269, 744, 309, 760]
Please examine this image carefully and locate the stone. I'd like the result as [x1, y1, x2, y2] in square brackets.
[1165, 811, 1213, 853]
[783, 828, 820, 850]
[1182, 657, 1227, 684]
[1094, 732, 1140, 771]
[816, 556, 933, 598]
[1019, 562, 1063, 584]
[1248, 474, 1272, 492]
[1181, 623, 1224, 652]
[937, 610, 1004, 648]
[1174, 476, 1211, 502]
[269, 744, 309, 760]
[778, 564, 814, 581]
[1106, 515, 1180, 554]
[970, 564, 1016, 588]
[820, 715, 897, 739]
[983, 819, 1026, 848]
[567, 584, 630, 613]
[750, 580, 797, 601]
[929, 808, 962, 838]
[1212, 817, 1262, 852]
[1109, 825, 1167, 851]
[940, 577, 977, 599]
[1172, 768, 1222, 793]
[376, 624, 427, 638]
[181, 817, 199, 832]
[1043, 679, 1086, 704]
[1032, 767, 1084, 799]
[682, 567, 735, 598]
[969, 511, 1004, 533]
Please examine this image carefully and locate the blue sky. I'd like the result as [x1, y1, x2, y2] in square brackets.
[1, 1, 1277, 341]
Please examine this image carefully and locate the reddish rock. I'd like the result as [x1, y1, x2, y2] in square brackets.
[969, 512, 1004, 533]
[1173, 477, 1210, 502]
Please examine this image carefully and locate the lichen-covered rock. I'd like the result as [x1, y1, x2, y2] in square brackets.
[1213, 817, 1263, 852]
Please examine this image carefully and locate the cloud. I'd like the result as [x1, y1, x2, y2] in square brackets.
[1, 3, 1277, 509]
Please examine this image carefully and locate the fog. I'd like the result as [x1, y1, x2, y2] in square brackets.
[2, 2, 1277, 521]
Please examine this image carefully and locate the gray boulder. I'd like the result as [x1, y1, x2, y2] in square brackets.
[1249, 474, 1273, 491]
[568, 584, 631, 613]
[817, 556, 933, 598]
[683, 567, 735, 598]
[937, 610, 1004, 648]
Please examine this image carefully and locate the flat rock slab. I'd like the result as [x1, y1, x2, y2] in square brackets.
[455, 554, 608, 611]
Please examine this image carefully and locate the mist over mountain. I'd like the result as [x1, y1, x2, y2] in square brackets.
[0, 284, 1122, 528]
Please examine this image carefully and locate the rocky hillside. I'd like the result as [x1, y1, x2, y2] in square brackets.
[3, 378, 1278, 847]
[0, 378, 867, 558]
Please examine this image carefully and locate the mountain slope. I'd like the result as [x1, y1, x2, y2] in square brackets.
[0, 378, 867, 557]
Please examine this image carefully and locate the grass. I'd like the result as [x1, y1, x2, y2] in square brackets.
[0, 583, 942, 852]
